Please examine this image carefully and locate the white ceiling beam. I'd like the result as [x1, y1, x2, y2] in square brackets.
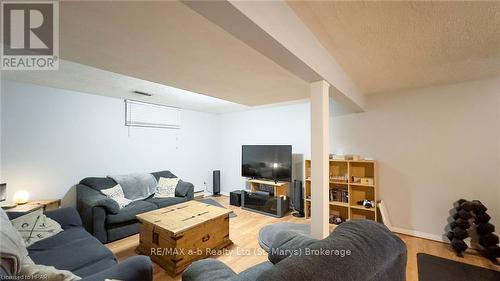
[183, 0, 365, 112]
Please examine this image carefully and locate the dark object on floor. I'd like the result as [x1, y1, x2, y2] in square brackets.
[292, 180, 304, 217]
[483, 246, 500, 260]
[447, 199, 499, 261]
[459, 201, 474, 212]
[184, 220, 407, 281]
[451, 218, 470, 229]
[2, 208, 153, 281]
[451, 238, 468, 254]
[417, 253, 500, 281]
[480, 233, 499, 247]
[77, 170, 194, 243]
[452, 227, 468, 240]
[457, 209, 472, 220]
[200, 198, 237, 218]
[476, 213, 491, 223]
[229, 190, 243, 207]
[476, 223, 495, 235]
[472, 200, 488, 213]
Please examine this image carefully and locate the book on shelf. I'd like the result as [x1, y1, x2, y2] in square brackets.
[329, 188, 348, 203]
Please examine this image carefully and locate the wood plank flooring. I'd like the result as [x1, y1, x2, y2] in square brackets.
[106, 196, 499, 281]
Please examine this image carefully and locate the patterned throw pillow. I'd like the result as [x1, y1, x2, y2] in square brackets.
[154, 177, 179, 198]
[100, 184, 132, 208]
[11, 209, 63, 247]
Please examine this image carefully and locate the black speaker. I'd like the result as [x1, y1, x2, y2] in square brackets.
[292, 180, 304, 217]
[213, 170, 220, 196]
[230, 190, 242, 206]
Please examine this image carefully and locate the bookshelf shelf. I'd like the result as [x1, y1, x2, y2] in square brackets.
[329, 201, 349, 207]
[303, 159, 377, 222]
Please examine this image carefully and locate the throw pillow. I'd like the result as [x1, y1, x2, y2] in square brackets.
[154, 177, 179, 198]
[100, 184, 132, 209]
[11, 209, 63, 247]
[19, 257, 81, 281]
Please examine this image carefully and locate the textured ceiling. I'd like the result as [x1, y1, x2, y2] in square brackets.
[2, 60, 248, 114]
[288, 1, 500, 95]
[58, 1, 308, 106]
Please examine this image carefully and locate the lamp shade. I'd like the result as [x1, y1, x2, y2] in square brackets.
[13, 190, 30, 204]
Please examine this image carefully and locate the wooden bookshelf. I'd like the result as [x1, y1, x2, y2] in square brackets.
[304, 159, 377, 222]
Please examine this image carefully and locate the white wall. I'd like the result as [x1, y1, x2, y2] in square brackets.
[217, 102, 311, 194]
[0, 81, 218, 206]
[331, 77, 500, 239]
[2, 77, 498, 241]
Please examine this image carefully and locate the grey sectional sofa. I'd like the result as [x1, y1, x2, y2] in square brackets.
[77, 170, 194, 243]
[2, 208, 152, 281]
[182, 220, 407, 281]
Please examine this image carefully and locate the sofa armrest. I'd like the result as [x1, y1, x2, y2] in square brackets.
[77, 185, 120, 214]
[45, 207, 82, 229]
[80, 256, 152, 281]
[268, 230, 318, 264]
[76, 184, 119, 242]
[182, 258, 241, 281]
[176, 180, 194, 200]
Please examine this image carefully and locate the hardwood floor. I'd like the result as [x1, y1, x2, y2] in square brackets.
[106, 196, 499, 281]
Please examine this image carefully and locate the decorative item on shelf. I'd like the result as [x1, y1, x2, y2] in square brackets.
[351, 176, 362, 183]
[13, 190, 30, 205]
[360, 178, 374, 185]
[329, 215, 344, 225]
[329, 175, 348, 182]
[357, 200, 375, 209]
[330, 154, 346, 160]
[345, 154, 361, 160]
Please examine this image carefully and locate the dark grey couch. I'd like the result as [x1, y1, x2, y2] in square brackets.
[182, 220, 407, 281]
[2, 208, 152, 281]
[77, 170, 194, 243]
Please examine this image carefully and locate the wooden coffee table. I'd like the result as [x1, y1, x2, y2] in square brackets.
[136, 200, 232, 276]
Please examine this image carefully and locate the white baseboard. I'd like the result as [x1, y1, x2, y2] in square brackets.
[390, 226, 446, 243]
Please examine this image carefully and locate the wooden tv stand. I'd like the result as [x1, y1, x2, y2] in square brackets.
[247, 179, 289, 198]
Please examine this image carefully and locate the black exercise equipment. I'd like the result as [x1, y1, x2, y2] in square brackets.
[452, 227, 468, 240]
[479, 233, 499, 247]
[476, 223, 495, 235]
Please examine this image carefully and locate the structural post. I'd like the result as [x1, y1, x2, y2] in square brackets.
[310, 80, 330, 239]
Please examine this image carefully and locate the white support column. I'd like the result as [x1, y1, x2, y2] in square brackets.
[310, 80, 330, 239]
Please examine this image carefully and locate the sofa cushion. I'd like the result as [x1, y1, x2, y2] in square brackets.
[28, 227, 115, 273]
[151, 170, 177, 181]
[72, 256, 117, 278]
[145, 197, 187, 208]
[106, 201, 157, 226]
[28, 227, 89, 251]
[80, 177, 117, 191]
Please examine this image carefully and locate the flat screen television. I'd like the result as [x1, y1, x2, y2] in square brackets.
[242, 145, 292, 182]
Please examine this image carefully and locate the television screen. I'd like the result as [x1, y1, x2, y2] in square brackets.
[242, 145, 292, 182]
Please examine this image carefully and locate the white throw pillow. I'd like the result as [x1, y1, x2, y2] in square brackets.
[11, 209, 63, 247]
[100, 184, 132, 209]
[154, 177, 179, 198]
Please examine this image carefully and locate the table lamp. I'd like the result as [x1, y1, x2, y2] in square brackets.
[13, 190, 30, 204]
